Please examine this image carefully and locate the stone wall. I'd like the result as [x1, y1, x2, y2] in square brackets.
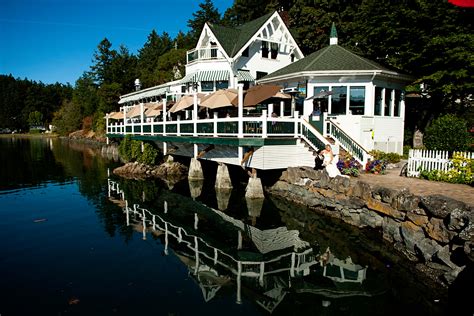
[267, 167, 473, 284]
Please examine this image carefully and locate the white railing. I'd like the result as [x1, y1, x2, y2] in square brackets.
[407, 149, 474, 177]
[187, 47, 226, 63]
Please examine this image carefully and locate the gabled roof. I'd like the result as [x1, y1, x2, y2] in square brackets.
[260, 44, 410, 81]
[207, 12, 274, 58]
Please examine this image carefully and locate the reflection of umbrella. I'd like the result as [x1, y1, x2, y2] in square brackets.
[242, 85, 282, 106]
[200, 89, 238, 109]
[305, 90, 333, 100]
[108, 111, 123, 120]
[169, 94, 204, 113]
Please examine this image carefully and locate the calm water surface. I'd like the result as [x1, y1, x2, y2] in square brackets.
[0, 137, 447, 315]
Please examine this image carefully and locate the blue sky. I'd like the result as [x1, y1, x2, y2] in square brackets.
[0, 0, 233, 85]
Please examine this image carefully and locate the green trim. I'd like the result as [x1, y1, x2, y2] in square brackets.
[107, 134, 296, 146]
[330, 22, 337, 38]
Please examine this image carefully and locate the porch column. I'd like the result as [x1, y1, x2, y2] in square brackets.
[140, 102, 144, 135]
[177, 115, 181, 136]
[280, 100, 284, 117]
[262, 109, 267, 138]
[213, 112, 218, 137]
[237, 84, 244, 138]
[267, 103, 274, 117]
[122, 107, 127, 135]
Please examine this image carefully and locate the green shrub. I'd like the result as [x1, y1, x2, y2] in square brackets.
[118, 136, 158, 165]
[369, 150, 402, 163]
[137, 143, 158, 165]
[424, 114, 472, 151]
[402, 145, 411, 159]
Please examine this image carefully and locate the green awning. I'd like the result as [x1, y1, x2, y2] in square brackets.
[118, 86, 169, 104]
[196, 70, 230, 82]
[237, 70, 254, 82]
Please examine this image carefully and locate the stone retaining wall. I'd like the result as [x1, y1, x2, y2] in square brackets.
[267, 167, 473, 284]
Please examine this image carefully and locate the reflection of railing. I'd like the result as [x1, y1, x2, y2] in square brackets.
[107, 179, 371, 308]
[326, 119, 372, 166]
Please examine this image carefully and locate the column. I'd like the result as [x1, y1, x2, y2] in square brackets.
[163, 97, 167, 136]
[140, 102, 144, 135]
[280, 100, 284, 117]
[193, 92, 198, 137]
[237, 84, 244, 138]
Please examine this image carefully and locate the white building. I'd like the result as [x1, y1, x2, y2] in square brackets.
[258, 23, 413, 155]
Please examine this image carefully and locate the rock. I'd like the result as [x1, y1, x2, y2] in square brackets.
[328, 175, 351, 193]
[448, 208, 472, 232]
[436, 245, 457, 269]
[400, 221, 426, 256]
[360, 209, 383, 228]
[383, 217, 403, 243]
[391, 189, 420, 211]
[443, 266, 465, 284]
[215, 163, 233, 189]
[424, 217, 452, 244]
[270, 180, 291, 193]
[415, 238, 442, 261]
[372, 186, 398, 204]
[406, 212, 429, 227]
[420, 194, 467, 219]
[459, 223, 474, 242]
[188, 158, 204, 180]
[351, 181, 372, 200]
[366, 197, 405, 220]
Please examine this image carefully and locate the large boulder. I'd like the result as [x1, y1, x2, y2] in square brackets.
[424, 217, 452, 244]
[420, 195, 468, 219]
[383, 217, 403, 243]
[391, 189, 420, 211]
[400, 221, 426, 256]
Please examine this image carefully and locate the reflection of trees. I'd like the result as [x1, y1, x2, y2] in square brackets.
[0, 137, 69, 190]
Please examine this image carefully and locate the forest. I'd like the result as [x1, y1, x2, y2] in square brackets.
[0, 0, 472, 140]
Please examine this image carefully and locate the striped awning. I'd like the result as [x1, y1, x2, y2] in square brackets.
[118, 86, 169, 104]
[237, 70, 254, 82]
[180, 70, 230, 84]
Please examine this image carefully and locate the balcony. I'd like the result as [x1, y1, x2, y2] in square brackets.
[187, 47, 226, 64]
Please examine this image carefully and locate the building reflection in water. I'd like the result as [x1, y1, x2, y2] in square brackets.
[108, 179, 372, 313]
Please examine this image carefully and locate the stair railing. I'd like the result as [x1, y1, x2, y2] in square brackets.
[299, 119, 331, 153]
[326, 119, 372, 166]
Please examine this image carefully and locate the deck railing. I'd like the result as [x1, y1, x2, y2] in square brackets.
[187, 47, 226, 63]
[326, 119, 372, 166]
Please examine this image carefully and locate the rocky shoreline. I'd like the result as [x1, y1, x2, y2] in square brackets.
[267, 166, 473, 286]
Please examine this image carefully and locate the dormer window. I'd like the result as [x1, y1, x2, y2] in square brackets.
[262, 41, 278, 59]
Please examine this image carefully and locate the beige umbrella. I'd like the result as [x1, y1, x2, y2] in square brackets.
[243, 84, 282, 106]
[108, 111, 124, 120]
[169, 94, 204, 113]
[144, 102, 164, 117]
[126, 105, 142, 118]
[200, 89, 238, 109]
[272, 91, 291, 99]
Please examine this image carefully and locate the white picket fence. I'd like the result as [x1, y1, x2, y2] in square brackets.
[407, 149, 474, 177]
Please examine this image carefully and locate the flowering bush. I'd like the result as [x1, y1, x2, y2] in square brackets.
[419, 153, 473, 184]
[365, 159, 387, 174]
[337, 155, 361, 177]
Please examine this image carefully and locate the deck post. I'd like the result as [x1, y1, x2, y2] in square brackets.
[236, 261, 242, 304]
[294, 110, 299, 138]
[163, 142, 167, 155]
[237, 84, 244, 138]
[262, 109, 268, 138]
[122, 106, 127, 135]
[188, 158, 204, 180]
[140, 102, 144, 135]
[213, 112, 218, 137]
[193, 92, 198, 137]
[280, 100, 284, 117]
[177, 115, 181, 136]
[163, 97, 167, 136]
[215, 163, 233, 190]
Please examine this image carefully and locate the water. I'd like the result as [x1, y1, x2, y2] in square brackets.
[0, 137, 447, 315]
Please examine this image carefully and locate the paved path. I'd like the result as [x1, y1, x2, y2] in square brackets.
[353, 165, 474, 207]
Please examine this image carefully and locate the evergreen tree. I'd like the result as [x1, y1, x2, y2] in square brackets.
[90, 38, 117, 85]
[137, 31, 173, 88]
[187, 0, 221, 42]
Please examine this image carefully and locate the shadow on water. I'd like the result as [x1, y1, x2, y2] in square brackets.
[0, 137, 455, 315]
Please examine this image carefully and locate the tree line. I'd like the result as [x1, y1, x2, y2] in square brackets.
[0, 0, 472, 139]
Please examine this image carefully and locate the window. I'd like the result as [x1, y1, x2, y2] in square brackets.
[261, 41, 269, 58]
[181, 85, 186, 93]
[313, 86, 329, 112]
[256, 71, 268, 80]
[270, 43, 278, 59]
[331, 86, 347, 115]
[394, 90, 402, 117]
[201, 81, 214, 92]
[384, 88, 392, 116]
[242, 47, 249, 57]
[374, 87, 383, 116]
[290, 53, 295, 62]
[349, 86, 365, 115]
[216, 80, 228, 90]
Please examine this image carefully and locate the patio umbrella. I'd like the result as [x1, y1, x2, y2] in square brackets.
[145, 103, 163, 117]
[272, 91, 291, 99]
[169, 94, 204, 113]
[242, 84, 282, 106]
[126, 105, 142, 118]
[108, 111, 124, 120]
[200, 89, 238, 109]
[305, 90, 333, 100]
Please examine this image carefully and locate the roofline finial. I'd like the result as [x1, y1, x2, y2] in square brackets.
[330, 22, 338, 45]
